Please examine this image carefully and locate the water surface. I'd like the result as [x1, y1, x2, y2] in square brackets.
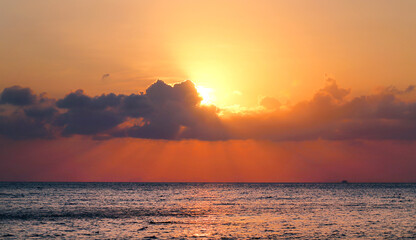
[0, 183, 415, 239]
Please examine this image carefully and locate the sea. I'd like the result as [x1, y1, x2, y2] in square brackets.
[0, 183, 415, 239]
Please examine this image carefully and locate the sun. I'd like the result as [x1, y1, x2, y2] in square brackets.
[196, 86, 215, 105]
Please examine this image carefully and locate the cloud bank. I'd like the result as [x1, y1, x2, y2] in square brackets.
[1, 79, 415, 141]
[225, 79, 416, 141]
[0, 80, 226, 140]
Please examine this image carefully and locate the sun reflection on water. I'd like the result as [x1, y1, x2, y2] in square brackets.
[0, 183, 415, 239]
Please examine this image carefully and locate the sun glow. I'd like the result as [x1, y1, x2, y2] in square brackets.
[196, 86, 215, 105]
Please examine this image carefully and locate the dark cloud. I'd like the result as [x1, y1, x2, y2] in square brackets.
[56, 91, 127, 135]
[24, 106, 58, 121]
[0, 112, 55, 140]
[0, 86, 37, 106]
[120, 94, 152, 118]
[146, 80, 201, 107]
[56, 109, 123, 136]
[0, 80, 415, 141]
[56, 90, 92, 109]
[115, 80, 225, 140]
[225, 80, 416, 141]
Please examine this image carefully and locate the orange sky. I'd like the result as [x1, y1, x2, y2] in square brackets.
[1, 137, 415, 182]
[1, 0, 415, 107]
[0, 0, 416, 182]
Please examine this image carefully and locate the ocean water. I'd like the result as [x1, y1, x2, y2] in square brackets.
[0, 183, 415, 239]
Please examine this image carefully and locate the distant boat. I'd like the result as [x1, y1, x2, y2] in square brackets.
[341, 180, 349, 184]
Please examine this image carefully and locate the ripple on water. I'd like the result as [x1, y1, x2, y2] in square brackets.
[0, 183, 415, 239]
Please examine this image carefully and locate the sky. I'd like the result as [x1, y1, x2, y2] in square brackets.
[0, 0, 416, 182]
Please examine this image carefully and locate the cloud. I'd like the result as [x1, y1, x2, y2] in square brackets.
[24, 106, 58, 121]
[0, 88, 57, 139]
[379, 85, 415, 95]
[55, 90, 126, 135]
[316, 78, 351, 101]
[259, 96, 281, 110]
[0, 110, 56, 140]
[101, 73, 110, 81]
[0, 86, 37, 106]
[225, 79, 416, 141]
[114, 80, 226, 140]
[0, 80, 225, 140]
[0, 79, 415, 141]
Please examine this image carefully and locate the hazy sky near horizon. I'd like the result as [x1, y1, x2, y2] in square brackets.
[1, 0, 416, 182]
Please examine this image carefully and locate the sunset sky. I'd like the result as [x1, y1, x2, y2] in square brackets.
[1, 0, 415, 182]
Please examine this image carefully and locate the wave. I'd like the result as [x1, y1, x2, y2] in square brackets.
[0, 208, 205, 220]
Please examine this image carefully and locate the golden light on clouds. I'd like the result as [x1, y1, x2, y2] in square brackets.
[178, 48, 249, 107]
[196, 85, 215, 106]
